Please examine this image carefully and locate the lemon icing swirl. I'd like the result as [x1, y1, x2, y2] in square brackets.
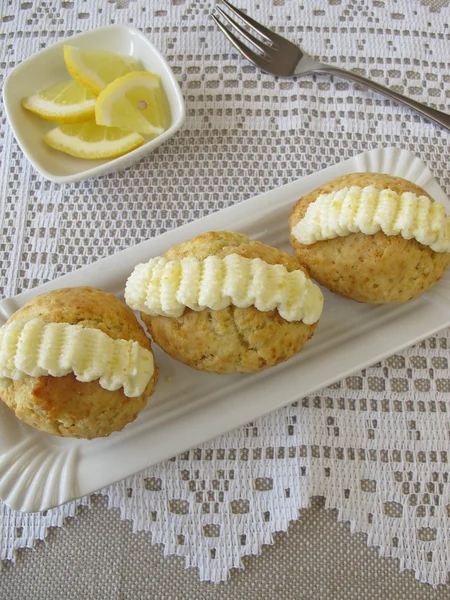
[0, 318, 154, 397]
[125, 254, 324, 324]
[291, 185, 450, 252]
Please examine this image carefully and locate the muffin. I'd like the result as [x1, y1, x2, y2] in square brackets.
[289, 173, 450, 304]
[0, 287, 158, 439]
[125, 231, 324, 374]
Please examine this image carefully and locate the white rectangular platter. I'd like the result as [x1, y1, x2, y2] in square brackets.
[1, 147, 450, 513]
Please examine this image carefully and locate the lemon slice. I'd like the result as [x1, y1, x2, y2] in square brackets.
[44, 121, 145, 159]
[95, 71, 169, 136]
[63, 45, 141, 95]
[22, 80, 96, 123]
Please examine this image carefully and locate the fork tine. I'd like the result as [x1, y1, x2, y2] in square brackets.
[221, 0, 284, 46]
[216, 6, 270, 56]
[211, 14, 273, 72]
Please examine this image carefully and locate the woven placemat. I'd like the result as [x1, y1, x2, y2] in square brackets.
[2, 495, 450, 600]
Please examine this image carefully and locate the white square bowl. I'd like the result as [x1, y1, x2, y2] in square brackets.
[2, 25, 186, 184]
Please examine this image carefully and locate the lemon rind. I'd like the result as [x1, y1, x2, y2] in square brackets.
[22, 95, 96, 124]
[63, 45, 140, 96]
[44, 127, 145, 159]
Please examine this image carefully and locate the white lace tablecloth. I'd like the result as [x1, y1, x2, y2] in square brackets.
[1, 0, 450, 590]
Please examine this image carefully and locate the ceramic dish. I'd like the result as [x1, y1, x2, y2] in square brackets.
[2, 24, 185, 184]
[1, 147, 449, 512]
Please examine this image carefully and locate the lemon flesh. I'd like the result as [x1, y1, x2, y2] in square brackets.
[63, 45, 141, 96]
[95, 71, 169, 136]
[22, 80, 96, 123]
[44, 121, 145, 159]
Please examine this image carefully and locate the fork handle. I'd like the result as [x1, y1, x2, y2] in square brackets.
[314, 66, 450, 131]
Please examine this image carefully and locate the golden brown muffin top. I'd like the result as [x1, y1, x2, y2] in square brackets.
[163, 231, 307, 274]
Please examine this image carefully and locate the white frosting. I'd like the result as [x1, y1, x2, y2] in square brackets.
[291, 185, 450, 252]
[125, 254, 324, 324]
[0, 318, 154, 397]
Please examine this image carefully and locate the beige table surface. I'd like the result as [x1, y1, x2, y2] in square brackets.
[2, 496, 450, 599]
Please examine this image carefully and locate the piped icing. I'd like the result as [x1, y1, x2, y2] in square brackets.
[125, 254, 324, 324]
[291, 185, 450, 252]
[0, 318, 154, 397]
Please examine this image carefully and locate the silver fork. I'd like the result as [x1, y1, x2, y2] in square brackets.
[212, 0, 450, 132]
